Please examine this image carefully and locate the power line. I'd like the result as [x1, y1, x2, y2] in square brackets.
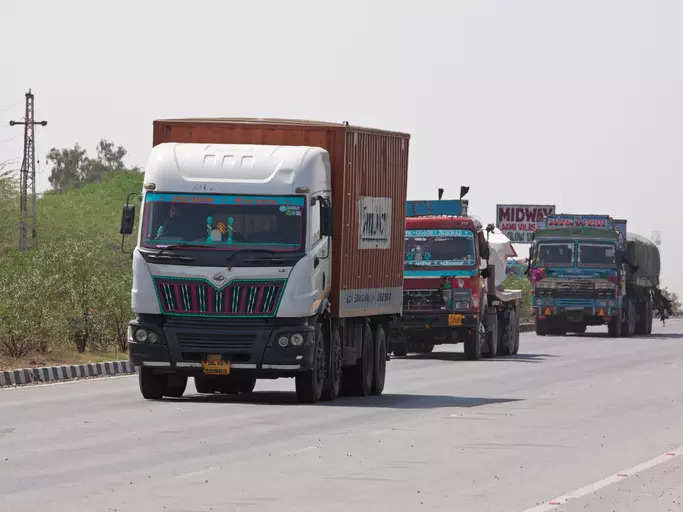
[9, 89, 48, 251]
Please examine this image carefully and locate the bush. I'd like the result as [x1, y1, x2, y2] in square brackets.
[502, 274, 532, 322]
[0, 171, 142, 358]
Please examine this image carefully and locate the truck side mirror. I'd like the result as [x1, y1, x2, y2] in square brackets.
[320, 202, 333, 237]
[120, 205, 136, 234]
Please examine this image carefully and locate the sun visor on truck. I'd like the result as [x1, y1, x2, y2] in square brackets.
[406, 200, 467, 217]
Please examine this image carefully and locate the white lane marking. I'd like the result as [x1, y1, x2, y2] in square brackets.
[522, 445, 683, 511]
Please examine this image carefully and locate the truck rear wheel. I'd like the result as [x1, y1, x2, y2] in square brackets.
[501, 309, 519, 355]
[535, 319, 547, 336]
[372, 325, 387, 396]
[164, 374, 187, 398]
[322, 325, 342, 401]
[608, 315, 622, 337]
[139, 368, 167, 400]
[295, 324, 326, 403]
[623, 300, 636, 337]
[645, 299, 653, 334]
[483, 311, 498, 357]
[342, 322, 374, 396]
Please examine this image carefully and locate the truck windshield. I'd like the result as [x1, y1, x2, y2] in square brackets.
[404, 229, 475, 267]
[537, 242, 574, 266]
[579, 242, 616, 266]
[141, 192, 305, 251]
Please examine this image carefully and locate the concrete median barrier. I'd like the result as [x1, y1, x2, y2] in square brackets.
[0, 360, 135, 388]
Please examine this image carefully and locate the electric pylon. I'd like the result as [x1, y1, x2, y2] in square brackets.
[9, 89, 47, 251]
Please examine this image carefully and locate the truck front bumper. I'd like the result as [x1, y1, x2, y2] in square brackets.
[533, 298, 619, 324]
[128, 315, 316, 375]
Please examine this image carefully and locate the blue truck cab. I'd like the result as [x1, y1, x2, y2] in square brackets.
[530, 214, 626, 336]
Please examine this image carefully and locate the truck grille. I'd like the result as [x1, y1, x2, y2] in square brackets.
[403, 289, 444, 312]
[175, 332, 257, 352]
[536, 279, 614, 299]
[154, 278, 285, 317]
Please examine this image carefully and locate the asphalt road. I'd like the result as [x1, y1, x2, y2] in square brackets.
[2, 320, 683, 512]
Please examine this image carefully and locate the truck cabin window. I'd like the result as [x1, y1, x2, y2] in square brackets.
[404, 229, 476, 267]
[141, 193, 305, 251]
[579, 243, 616, 266]
[537, 243, 574, 266]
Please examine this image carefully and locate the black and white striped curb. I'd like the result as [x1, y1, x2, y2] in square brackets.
[0, 360, 135, 388]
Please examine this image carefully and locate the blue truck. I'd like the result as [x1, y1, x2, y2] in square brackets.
[529, 214, 668, 337]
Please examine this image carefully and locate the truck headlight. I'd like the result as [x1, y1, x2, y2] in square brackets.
[278, 336, 289, 348]
[291, 333, 304, 346]
[147, 331, 160, 344]
[134, 328, 148, 343]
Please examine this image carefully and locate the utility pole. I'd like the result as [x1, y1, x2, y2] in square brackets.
[9, 89, 47, 251]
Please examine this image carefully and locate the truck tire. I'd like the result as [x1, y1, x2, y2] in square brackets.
[484, 311, 498, 358]
[645, 299, 653, 334]
[295, 324, 326, 403]
[393, 343, 407, 357]
[535, 319, 547, 336]
[372, 325, 387, 396]
[164, 374, 187, 398]
[635, 300, 647, 335]
[511, 312, 520, 355]
[464, 321, 484, 360]
[341, 322, 374, 396]
[322, 326, 342, 401]
[623, 299, 636, 337]
[139, 368, 167, 400]
[608, 315, 622, 337]
[501, 309, 519, 355]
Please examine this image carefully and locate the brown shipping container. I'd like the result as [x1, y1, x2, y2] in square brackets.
[153, 118, 410, 318]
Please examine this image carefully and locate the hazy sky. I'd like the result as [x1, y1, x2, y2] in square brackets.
[2, 1, 681, 294]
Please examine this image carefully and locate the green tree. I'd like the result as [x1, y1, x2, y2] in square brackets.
[46, 144, 88, 191]
[47, 139, 138, 190]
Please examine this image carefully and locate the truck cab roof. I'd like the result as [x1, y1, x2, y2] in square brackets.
[143, 142, 330, 196]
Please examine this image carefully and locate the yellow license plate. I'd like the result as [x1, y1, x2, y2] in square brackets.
[202, 354, 231, 376]
[448, 314, 464, 327]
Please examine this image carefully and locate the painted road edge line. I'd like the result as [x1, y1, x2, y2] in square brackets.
[522, 445, 683, 511]
[0, 360, 134, 387]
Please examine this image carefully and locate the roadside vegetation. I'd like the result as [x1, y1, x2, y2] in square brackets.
[0, 142, 141, 368]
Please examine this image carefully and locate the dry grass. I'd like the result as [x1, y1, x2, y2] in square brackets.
[0, 349, 127, 371]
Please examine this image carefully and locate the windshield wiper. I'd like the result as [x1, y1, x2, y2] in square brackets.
[153, 244, 208, 250]
[226, 249, 278, 263]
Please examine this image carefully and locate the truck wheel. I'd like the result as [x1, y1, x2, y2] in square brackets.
[501, 309, 518, 355]
[194, 375, 216, 394]
[623, 300, 636, 337]
[535, 319, 547, 336]
[295, 324, 326, 403]
[608, 315, 622, 337]
[645, 299, 653, 334]
[164, 374, 187, 398]
[372, 325, 387, 396]
[393, 341, 407, 357]
[341, 322, 374, 396]
[139, 368, 167, 400]
[322, 326, 342, 401]
[511, 312, 520, 355]
[635, 300, 647, 335]
[484, 311, 498, 357]
[464, 321, 484, 360]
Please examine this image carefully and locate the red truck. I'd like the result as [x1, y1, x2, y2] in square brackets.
[393, 199, 521, 359]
